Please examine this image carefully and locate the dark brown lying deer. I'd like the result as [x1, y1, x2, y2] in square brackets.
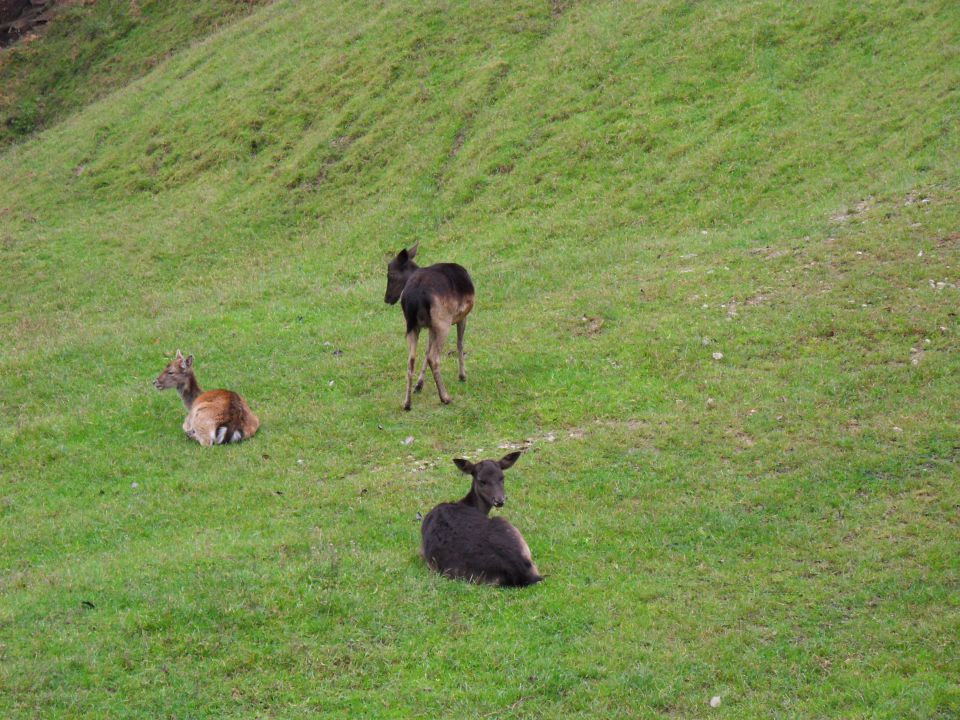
[421, 452, 543, 587]
[153, 350, 260, 446]
[384, 242, 474, 411]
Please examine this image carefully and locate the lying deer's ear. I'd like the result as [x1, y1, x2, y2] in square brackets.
[407, 241, 419, 260]
[175, 349, 184, 360]
[184, 354, 194, 369]
[498, 451, 522, 470]
[453, 458, 474, 474]
[396, 248, 409, 264]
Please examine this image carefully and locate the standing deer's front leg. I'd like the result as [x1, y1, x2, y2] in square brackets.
[427, 323, 452, 404]
[456, 318, 467, 381]
[403, 329, 420, 411]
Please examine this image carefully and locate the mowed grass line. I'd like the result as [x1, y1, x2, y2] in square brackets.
[1, 0, 959, 717]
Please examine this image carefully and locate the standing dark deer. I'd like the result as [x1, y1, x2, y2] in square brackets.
[384, 243, 474, 411]
[153, 350, 260, 446]
[421, 452, 543, 587]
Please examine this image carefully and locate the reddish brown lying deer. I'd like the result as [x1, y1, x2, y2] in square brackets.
[384, 242, 474, 410]
[153, 350, 259, 446]
[421, 452, 543, 587]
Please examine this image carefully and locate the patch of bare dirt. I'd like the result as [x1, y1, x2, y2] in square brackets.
[575, 315, 605, 337]
[830, 196, 874, 223]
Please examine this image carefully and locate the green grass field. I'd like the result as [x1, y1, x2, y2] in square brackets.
[1, 1, 958, 717]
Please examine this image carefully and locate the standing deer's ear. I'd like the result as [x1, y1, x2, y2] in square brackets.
[453, 458, 475, 475]
[175, 349, 184, 360]
[498, 451, 522, 470]
[407, 241, 419, 260]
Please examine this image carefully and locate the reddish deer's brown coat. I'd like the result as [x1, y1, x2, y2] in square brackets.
[153, 351, 259, 446]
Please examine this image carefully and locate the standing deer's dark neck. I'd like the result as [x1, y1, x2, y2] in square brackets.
[176, 374, 202, 410]
[400, 263, 419, 289]
[460, 486, 492, 515]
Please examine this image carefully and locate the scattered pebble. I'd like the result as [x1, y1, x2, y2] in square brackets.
[712, 352, 724, 360]
[706, 398, 716, 409]
[328, 380, 335, 387]
[710, 696, 722, 708]
[402, 436, 415, 445]
[130, 482, 139, 489]
[297, 459, 305, 465]
[892, 426, 902, 433]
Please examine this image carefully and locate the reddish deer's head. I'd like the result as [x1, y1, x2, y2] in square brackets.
[154, 350, 194, 390]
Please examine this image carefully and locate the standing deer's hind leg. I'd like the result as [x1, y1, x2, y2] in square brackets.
[414, 349, 428, 393]
[456, 318, 467, 382]
[427, 324, 452, 404]
[403, 329, 419, 411]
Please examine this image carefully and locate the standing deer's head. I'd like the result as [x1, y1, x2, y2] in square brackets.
[384, 242, 419, 304]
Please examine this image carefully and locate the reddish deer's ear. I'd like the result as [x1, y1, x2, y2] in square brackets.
[499, 451, 521, 470]
[453, 458, 474, 474]
[407, 241, 419, 260]
[184, 354, 194, 369]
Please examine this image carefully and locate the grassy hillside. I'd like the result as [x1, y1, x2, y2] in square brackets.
[1, 0, 958, 717]
[0, 0, 271, 145]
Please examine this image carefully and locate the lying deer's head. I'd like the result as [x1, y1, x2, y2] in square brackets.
[384, 242, 419, 304]
[154, 350, 193, 390]
[453, 451, 522, 509]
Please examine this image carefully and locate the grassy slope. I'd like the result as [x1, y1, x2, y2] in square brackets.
[0, 0, 272, 146]
[1, 0, 958, 717]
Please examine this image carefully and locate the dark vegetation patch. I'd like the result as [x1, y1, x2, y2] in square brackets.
[0, 0, 273, 146]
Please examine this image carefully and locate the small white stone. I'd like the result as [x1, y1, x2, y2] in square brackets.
[710, 696, 722, 708]
[328, 380, 335, 387]
[297, 459, 305, 465]
[892, 426, 902, 433]
[712, 352, 724, 360]
[402, 436, 415, 445]
[130, 482, 139, 489]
